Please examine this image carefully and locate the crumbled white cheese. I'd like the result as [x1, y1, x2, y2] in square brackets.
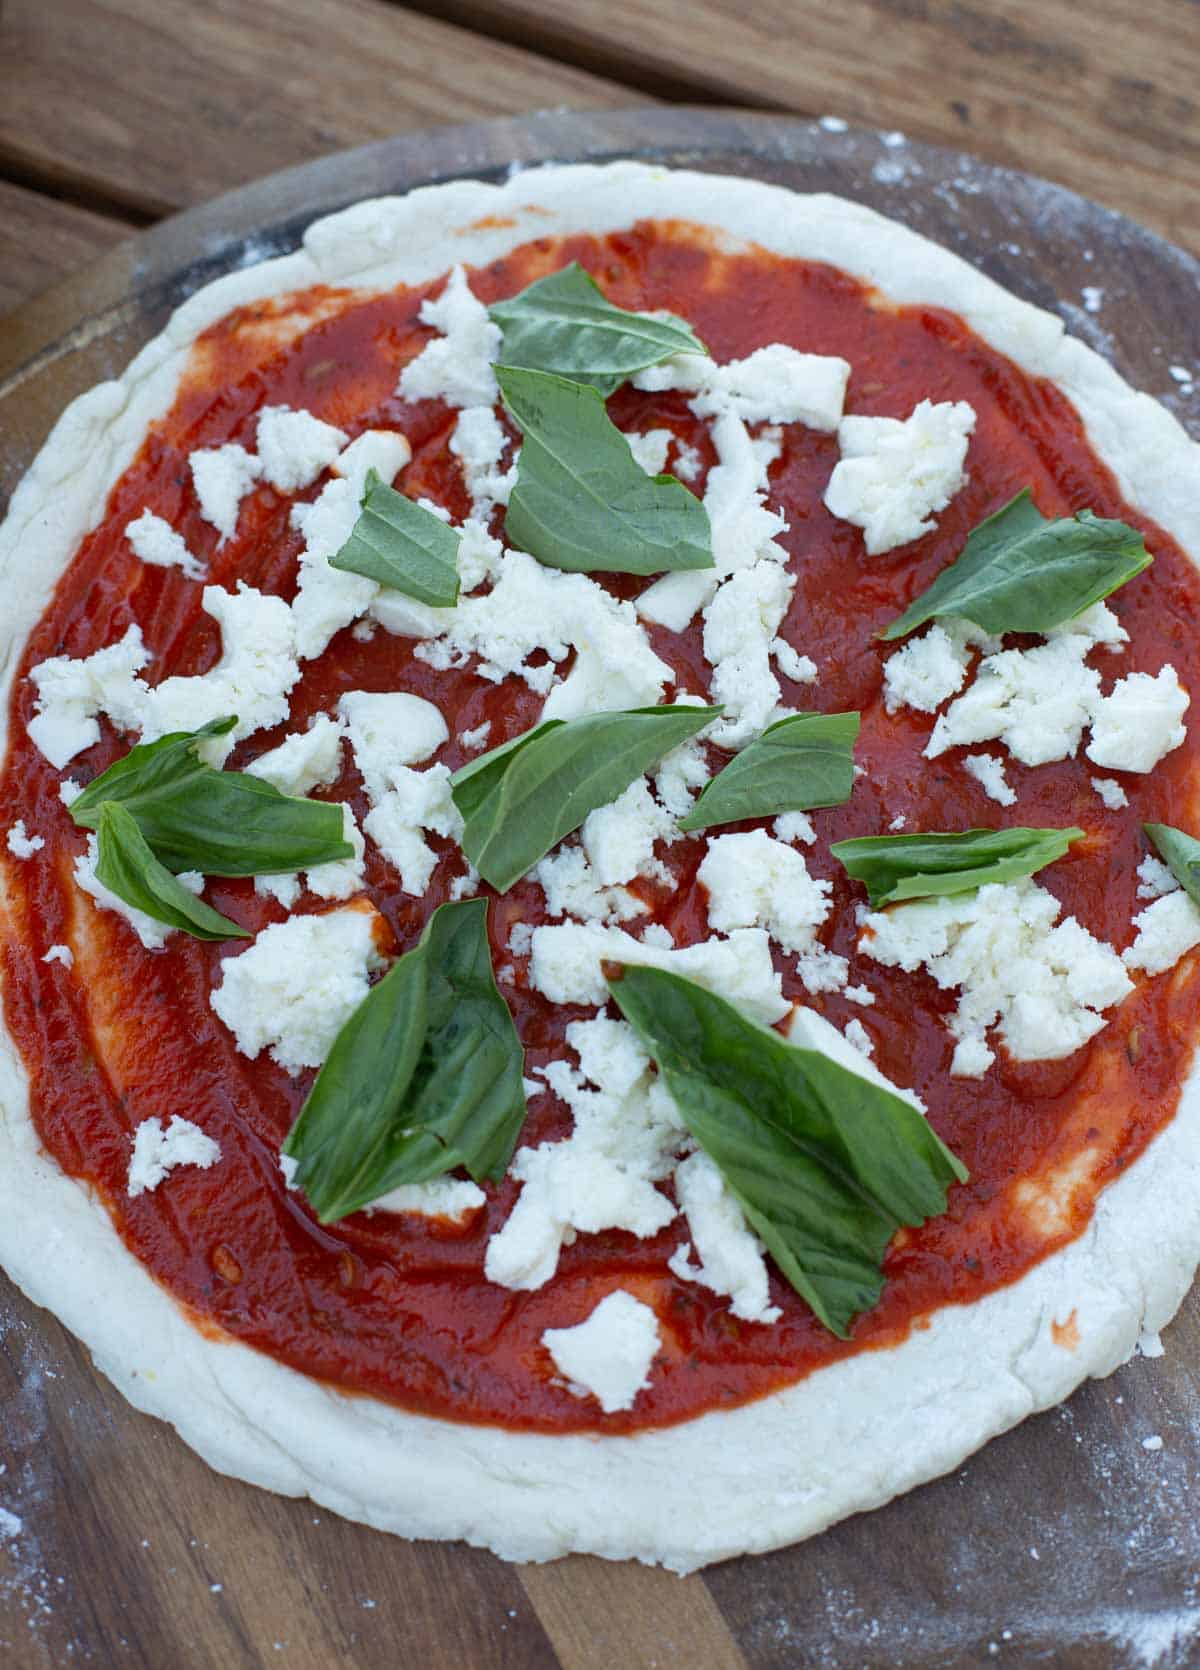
[533, 846, 645, 925]
[654, 730, 711, 820]
[338, 690, 448, 799]
[703, 558, 796, 748]
[59, 778, 84, 807]
[289, 476, 381, 659]
[365, 1177, 486, 1222]
[529, 921, 788, 1023]
[459, 721, 491, 753]
[860, 878, 1132, 1076]
[330, 428, 412, 498]
[882, 620, 998, 714]
[125, 510, 206, 582]
[246, 713, 344, 798]
[673, 440, 703, 482]
[773, 811, 816, 845]
[626, 428, 673, 476]
[1137, 854, 1179, 899]
[785, 1003, 924, 1109]
[127, 1116, 221, 1198]
[190, 443, 262, 542]
[398, 264, 501, 409]
[302, 804, 366, 902]
[843, 1017, 874, 1057]
[255, 405, 348, 492]
[6, 821, 44, 859]
[210, 904, 385, 1074]
[73, 835, 204, 950]
[962, 752, 1016, 806]
[42, 943, 74, 969]
[1124, 889, 1200, 976]
[27, 625, 149, 769]
[534, 777, 677, 925]
[698, 830, 841, 995]
[772, 637, 817, 685]
[542, 1290, 661, 1414]
[688, 344, 850, 430]
[668, 1151, 780, 1324]
[450, 405, 514, 515]
[1091, 776, 1129, 810]
[363, 766, 462, 896]
[1085, 667, 1189, 773]
[824, 399, 976, 555]
[927, 635, 1101, 767]
[1043, 599, 1129, 649]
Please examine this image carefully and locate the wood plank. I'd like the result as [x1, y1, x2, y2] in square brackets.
[0, 0, 632, 221]
[520, 1557, 748, 1670]
[0, 182, 132, 319]
[410, 0, 1200, 247]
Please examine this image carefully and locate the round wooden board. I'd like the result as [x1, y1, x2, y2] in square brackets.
[2, 109, 1199, 1670]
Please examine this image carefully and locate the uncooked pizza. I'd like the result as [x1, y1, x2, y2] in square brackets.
[2, 163, 1199, 1572]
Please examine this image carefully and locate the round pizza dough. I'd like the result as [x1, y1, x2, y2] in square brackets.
[1, 162, 1199, 1572]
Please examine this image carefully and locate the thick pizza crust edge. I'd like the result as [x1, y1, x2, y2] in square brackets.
[1, 162, 1198, 1572]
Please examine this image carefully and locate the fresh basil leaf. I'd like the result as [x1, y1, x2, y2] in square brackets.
[94, 802, 249, 941]
[330, 470, 460, 606]
[882, 489, 1153, 640]
[497, 366, 713, 576]
[607, 965, 966, 1337]
[491, 262, 705, 397]
[70, 719, 352, 877]
[283, 899, 526, 1223]
[832, 825, 1084, 908]
[451, 704, 721, 892]
[1144, 824, 1200, 909]
[678, 711, 860, 834]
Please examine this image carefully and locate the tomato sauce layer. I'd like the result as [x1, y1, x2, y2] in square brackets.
[3, 222, 1200, 1435]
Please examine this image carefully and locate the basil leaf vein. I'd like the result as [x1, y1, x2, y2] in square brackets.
[451, 704, 721, 892]
[832, 825, 1084, 908]
[330, 470, 461, 606]
[678, 711, 860, 834]
[1144, 823, 1200, 909]
[491, 262, 705, 396]
[95, 802, 248, 942]
[283, 899, 527, 1222]
[882, 489, 1153, 640]
[71, 718, 353, 877]
[607, 965, 966, 1337]
[497, 365, 713, 576]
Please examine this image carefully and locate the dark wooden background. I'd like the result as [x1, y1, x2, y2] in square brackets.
[2, 6, 1200, 1668]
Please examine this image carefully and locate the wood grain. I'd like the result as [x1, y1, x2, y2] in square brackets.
[0, 0, 630, 221]
[520, 1558, 748, 1670]
[407, 0, 1200, 248]
[0, 182, 132, 318]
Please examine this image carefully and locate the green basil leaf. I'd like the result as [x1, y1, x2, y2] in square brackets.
[607, 965, 966, 1337]
[882, 489, 1153, 640]
[70, 718, 352, 877]
[832, 825, 1084, 908]
[497, 366, 713, 576]
[283, 899, 526, 1223]
[491, 262, 705, 396]
[329, 469, 460, 606]
[1144, 824, 1200, 909]
[451, 704, 721, 892]
[678, 711, 860, 834]
[94, 802, 249, 941]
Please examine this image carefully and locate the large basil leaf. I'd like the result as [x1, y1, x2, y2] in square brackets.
[608, 965, 966, 1337]
[330, 470, 461, 606]
[70, 718, 352, 876]
[283, 899, 527, 1223]
[497, 366, 713, 576]
[451, 704, 720, 892]
[882, 489, 1153, 640]
[491, 262, 705, 397]
[678, 711, 859, 834]
[832, 825, 1083, 908]
[94, 802, 249, 941]
[1144, 824, 1200, 908]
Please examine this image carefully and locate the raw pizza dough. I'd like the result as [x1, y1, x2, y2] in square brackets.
[1, 162, 1199, 1573]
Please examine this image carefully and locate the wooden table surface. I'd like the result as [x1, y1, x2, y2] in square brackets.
[2, 7, 1200, 1670]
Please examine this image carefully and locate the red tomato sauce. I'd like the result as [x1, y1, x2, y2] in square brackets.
[3, 222, 1200, 1434]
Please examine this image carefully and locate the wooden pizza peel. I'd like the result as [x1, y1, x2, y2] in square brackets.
[1, 107, 1199, 1670]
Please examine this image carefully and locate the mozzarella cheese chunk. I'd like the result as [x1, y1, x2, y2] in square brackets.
[255, 405, 348, 492]
[331, 428, 412, 498]
[860, 878, 1132, 1076]
[635, 343, 849, 431]
[1124, 889, 1200, 976]
[882, 620, 998, 714]
[362, 765, 463, 896]
[542, 1291, 661, 1414]
[338, 690, 448, 799]
[1091, 777, 1129, 810]
[74, 835, 204, 951]
[255, 803, 365, 905]
[42, 943, 74, 969]
[290, 476, 380, 659]
[450, 405, 514, 515]
[210, 905, 385, 1074]
[824, 399, 976, 555]
[6, 821, 44, 859]
[529, 921, 788, 1023]
[702, 558, 796, 748]
[626, 428, 673, 476]
[246, 713, 344, 798]
[398, 264, 501, 409]
[668, 1151, 780, 1325]
[698, 830, 842, 994]
[534, 777, 678, 925]
[125, 510, 206, 581]
[962, 751, 1016, 806]
[127, 1116, 221, 1199]
[773, 810, 816, 845]
[1137, 854, 1179, 899]
[1085, 666, 1189, 773]
[27, 625, 149, 768]
[785, 1002, 924, 1110]
[189, 443, 262, 542]
[365, 1177, 486, 1222]
[927, 635, 1101, 767]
